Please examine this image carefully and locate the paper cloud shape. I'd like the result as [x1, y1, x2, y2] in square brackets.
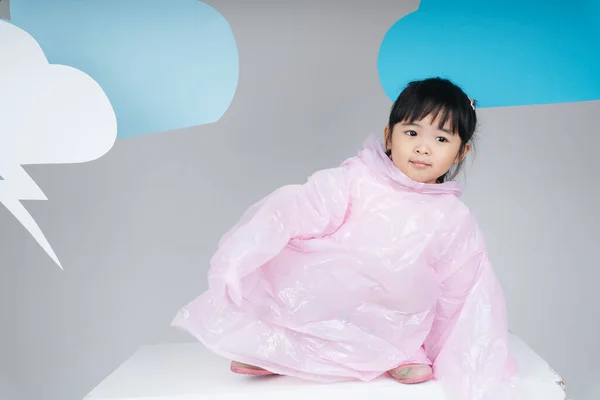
[378, 0, 600, 107]
[10, 0, 239, 139]
[0, 20, 117, 268]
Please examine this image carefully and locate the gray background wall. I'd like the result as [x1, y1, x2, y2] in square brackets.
[0, 0, 9, 20]
[1, 0, 597, 399]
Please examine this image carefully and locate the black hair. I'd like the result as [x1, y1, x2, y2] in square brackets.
[385, 77, 477, 183]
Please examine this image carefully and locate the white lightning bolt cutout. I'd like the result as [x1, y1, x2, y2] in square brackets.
[0, 20, 117, 269]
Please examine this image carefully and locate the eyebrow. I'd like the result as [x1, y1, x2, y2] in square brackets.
[404, 122, 455, 136]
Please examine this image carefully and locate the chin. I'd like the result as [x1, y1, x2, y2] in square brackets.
[406, 174, 427, 183]
[409, 173, 436, 184]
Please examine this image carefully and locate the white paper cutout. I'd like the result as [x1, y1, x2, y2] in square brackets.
[0, 20, 117, 269]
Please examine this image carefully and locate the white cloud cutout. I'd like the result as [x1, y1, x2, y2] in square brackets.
[0, 20, 117, 269]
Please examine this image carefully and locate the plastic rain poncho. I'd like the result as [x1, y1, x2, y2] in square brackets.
[172, 135, 519, 400]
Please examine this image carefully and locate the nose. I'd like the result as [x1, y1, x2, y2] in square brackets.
[415, 143, 431, 156]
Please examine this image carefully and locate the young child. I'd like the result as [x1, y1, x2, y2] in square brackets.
[172, 77, 518, 399]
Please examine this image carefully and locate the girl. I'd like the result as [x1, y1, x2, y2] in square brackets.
[172, 77, 518, 399]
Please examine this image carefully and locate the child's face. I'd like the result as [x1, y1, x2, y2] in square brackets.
[384, 114, 470, 184]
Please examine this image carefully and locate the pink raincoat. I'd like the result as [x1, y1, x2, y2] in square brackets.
[172, 135, 518, 400]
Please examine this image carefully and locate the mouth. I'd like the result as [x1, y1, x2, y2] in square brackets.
[409, 160, 431, 168]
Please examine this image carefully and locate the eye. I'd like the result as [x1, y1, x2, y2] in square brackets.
[436, 137, 448, 143]
[405, 130, 417, 137]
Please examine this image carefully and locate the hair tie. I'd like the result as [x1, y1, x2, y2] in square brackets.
[469, 97, 475, 111]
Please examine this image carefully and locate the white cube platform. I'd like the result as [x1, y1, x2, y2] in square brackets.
[84, 334, 567, 400]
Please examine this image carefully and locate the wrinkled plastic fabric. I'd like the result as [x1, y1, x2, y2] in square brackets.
[172, 135, 520, 400]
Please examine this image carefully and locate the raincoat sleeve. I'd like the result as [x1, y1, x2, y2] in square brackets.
[207, 162, 354, 305]
[425, 211, 519, 400]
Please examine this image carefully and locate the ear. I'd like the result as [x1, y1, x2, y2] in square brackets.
[455, 143, 472, 163]
[383, 126, 392, 150]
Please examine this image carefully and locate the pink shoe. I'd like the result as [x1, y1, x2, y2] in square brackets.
[388, 363, 434, 384]
[230, 361, 276, 376]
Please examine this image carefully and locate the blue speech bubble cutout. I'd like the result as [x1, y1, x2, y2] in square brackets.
[378, 0, 600, 107]
[10, 0, 239, 139]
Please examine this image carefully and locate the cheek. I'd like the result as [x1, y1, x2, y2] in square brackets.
[390, 137, 409, 157]
[439, 146, 461, 165]
[390, 145, 406, 163]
